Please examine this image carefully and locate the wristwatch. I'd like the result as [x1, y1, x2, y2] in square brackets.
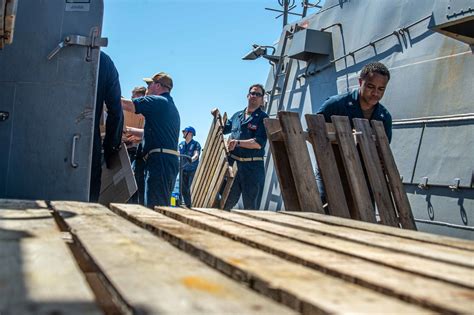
[237, 140, 240, 147]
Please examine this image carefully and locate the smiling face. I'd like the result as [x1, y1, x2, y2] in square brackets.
[358, 72, 389, 110]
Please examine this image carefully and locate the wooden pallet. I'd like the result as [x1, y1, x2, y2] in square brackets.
[191, 112, 237, 209]
[3, 199, 472, 314]
[265, 111, 416, 229]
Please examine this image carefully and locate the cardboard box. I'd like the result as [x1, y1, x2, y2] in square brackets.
[124, 110, 144, 129]
[98, 145, 137, 205]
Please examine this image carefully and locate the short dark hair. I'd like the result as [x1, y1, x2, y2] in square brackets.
[360, 62, 390, 81]
[132, 86, 147, 96]
[248, 83, 265, 95]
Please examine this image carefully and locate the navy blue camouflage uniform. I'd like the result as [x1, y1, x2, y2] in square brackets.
[178, 139, 201, 207]
[90, 51, 124, 202]
[316, 88, 392, 203]
[133, 93, 180, 208]
[223, 107, 269, 210]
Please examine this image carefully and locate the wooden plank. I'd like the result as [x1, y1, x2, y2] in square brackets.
[278, 111, 324, 212]
[353, 118, 399, 227]
[332, 115, 376, 222]
[219, 163, 238, 209]
[203, 152, 227, 207]
[264, 118, 301, 211]
[194, 142, 218, 207]
[193, 127, 222, 206]
[0, 199, 100, 315]
[284, 211, 474, 251]
[111, 204, 431, 314]
[372, 120, 417, 230]
[197, 145, 226, 207]
[157, 207, 474, 314]
[192, 116, 219, 200]
[305, 114, 351, 218]
[238, 210, 474, 268]
[190, 207, 473, 289]
[51, 201, 295, 315]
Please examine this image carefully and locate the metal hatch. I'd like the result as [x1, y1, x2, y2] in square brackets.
[0, 0, 105, 201]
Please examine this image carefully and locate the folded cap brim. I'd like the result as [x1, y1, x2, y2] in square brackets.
[143, 77, 153, 83]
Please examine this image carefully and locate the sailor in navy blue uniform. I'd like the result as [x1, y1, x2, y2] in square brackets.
[90, 51, 124, 202]
[121, 72, 180, 208]
[316, 61, 393, 204]
[213, 84, 269, 210]
[178, 126, 201, 207]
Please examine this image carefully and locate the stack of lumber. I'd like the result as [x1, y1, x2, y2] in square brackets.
[191, 112, 237, 209]
[2, 199, 473, 314]
[265, 111, 416, 229]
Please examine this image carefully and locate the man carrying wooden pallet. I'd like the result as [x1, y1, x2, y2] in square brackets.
[316, 61, 393, 205]
[213, 84, 269, 210]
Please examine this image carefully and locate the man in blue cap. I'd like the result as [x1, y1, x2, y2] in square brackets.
[178, 126, 201, 207]
[121, 72, 180, 208]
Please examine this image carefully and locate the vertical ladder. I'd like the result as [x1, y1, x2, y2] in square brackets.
[265, 29, 295, 116]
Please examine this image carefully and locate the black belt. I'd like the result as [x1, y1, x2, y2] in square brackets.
[144, 148, 179, 161]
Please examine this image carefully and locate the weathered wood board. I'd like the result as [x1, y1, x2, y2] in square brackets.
[51, 201, 294, 315]
[156, 206, 474, 314]
[191, 113, 234, 208]
[4, 199, 473, 314]
[111, 204, 436, 314]
[0, 199, 100, 315]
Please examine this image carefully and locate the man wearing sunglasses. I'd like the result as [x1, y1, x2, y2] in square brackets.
[212, 83, 269, 210]
[121, 72, 180, 208]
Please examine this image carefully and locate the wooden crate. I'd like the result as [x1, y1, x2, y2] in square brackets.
[265, 111, 416, 229]
[191, 112, 237, 209]
[2, 199, 473, 314]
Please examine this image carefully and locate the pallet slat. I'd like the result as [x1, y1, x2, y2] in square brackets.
[189, 208, 473, 289]
[0, 200, 100, 315]
[278, 111, 324, 212]
[372, 120, 417, 229]
[305, 114, 351, 218]
[192, 113, 234, 208]
[109, 204, 431, 314]
[332, 115, 376, 222]
[264, 118, 301, 211]
[156, 206, 474, 314]
[284, 211, 474, 251]
[51, 201, 294, 315]
[238, 210, 474, 268]
[353, 118, 399, 227]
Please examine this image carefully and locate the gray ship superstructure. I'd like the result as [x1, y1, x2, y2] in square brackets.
[248, 0, 473, 239]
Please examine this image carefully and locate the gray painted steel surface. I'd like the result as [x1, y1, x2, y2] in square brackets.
[260, 0, 473, 239]
[0, 0, 104, 201]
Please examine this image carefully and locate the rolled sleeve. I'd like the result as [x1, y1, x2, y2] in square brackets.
[254, 115, 268, 148]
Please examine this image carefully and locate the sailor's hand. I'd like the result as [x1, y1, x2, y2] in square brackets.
[211, 108, 220, 117]
[227, 139, 238, 151]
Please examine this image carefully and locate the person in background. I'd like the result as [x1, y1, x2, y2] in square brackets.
[178, 126, 201, 207]
[125, 86, 146, 204]
[212, 83, 269, 210]
[121, 72, 180, 208]
[316, 61, 392, 206]
[90, 51, 124, 202]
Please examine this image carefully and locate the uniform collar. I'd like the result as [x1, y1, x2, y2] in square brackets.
[239, 106, 262, 123]
[348, 88, 380, 112]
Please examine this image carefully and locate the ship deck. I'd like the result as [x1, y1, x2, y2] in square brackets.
[1, 199, 473, 314]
